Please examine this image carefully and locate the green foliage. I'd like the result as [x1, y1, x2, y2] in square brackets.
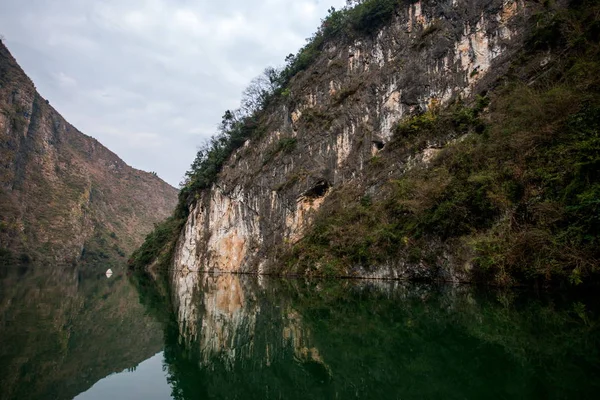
[18, 253, 31, 264]
[128, 216, 186, 271]
[0, 247, 33, 267]
[346, 0, 400, 36]
[333, 80, 363, 105]
[394, 109, 439, 138]
[114, 245, 126, 258]
[393, 96, 487, 144]
[278, 137, 297, 154]
[299, 108, 334, 131]
[368, 155, 384, 168]
[0, 247, 14, 267]
[182, 115, 258, 197]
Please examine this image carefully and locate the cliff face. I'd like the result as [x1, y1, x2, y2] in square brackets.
[0, 43, 178, 265]
[171, 0, 534, 287]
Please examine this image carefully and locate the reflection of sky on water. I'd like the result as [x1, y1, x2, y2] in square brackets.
[74, 352, 171, 400]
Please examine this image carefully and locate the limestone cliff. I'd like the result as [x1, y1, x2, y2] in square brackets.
[0, 42, 178, 265]
[132, 0, 599, 295]
[172, 0, 533, 280]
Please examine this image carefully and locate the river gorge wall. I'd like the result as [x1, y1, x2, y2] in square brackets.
[170, 0, 543, 299]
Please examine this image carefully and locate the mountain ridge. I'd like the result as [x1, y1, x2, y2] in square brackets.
[0, 41, 178, 266]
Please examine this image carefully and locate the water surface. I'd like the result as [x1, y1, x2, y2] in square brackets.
[1, 266, 599, 399]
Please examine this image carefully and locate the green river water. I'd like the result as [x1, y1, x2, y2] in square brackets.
[0, 264, 598, 399]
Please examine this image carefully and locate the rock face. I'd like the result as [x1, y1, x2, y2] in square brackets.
[0, 42, 178, 265]
[171, 0, 539, 289]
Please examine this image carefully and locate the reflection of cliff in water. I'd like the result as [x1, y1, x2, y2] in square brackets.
[172, 273, 327, 373]
[0, 264, 163, 400]
[157, 273, 600, 400]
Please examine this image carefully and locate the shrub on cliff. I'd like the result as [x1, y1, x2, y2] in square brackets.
[128, 216, 185, 271]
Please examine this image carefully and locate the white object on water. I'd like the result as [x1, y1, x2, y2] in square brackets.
[106, 269, 113, 278]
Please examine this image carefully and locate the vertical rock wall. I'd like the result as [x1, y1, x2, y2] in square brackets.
[171, 0, 538, 300]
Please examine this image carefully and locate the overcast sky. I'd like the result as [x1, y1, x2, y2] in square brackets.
[0, 0, 346, 187]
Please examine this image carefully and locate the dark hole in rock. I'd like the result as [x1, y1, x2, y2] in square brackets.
[372, 140, 385, 150]
[303, 180, 330, 199]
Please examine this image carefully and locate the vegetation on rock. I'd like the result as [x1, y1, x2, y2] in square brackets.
[284, 0, 600, 285]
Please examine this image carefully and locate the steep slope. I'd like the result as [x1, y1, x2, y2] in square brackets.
[134, 0, 599, 290]
[0, 42, 178, 265]
[171, 0, 528, 274]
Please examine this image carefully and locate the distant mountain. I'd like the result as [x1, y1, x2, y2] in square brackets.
[0, 42, 178, 266]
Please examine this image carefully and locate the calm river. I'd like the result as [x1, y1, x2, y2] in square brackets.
[0, 263, 599, 399]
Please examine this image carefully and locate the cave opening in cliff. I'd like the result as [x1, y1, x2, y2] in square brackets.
[303, 180, 330, 199]
[372, 140, 385, 150]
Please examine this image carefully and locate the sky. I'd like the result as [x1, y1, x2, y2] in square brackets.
[0, 0, 346, 187]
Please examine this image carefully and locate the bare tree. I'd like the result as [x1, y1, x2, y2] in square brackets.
[241, 75, 269, 116]
[240, 67, 282, 116]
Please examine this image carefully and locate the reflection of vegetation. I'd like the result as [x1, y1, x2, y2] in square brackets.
[140, 276, 600, 400]
[0, 263, 162, 400]
[292, 281, 600, 395]
[0, 247, 14, 266]
[128, 268, 173, 325]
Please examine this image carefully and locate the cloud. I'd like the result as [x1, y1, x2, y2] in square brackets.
[0, 0, 347, 187]
[54, 72, 77, 88]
